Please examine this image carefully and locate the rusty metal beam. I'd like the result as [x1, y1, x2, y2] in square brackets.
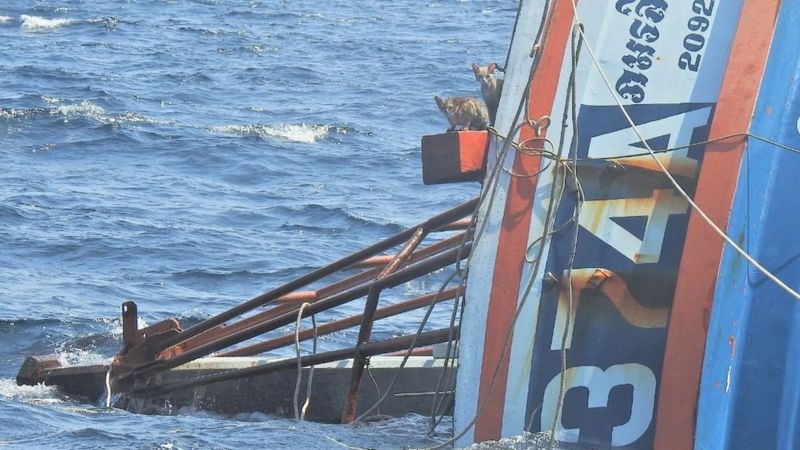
[137, 326, 459, 397]
[157, 304, 299, 360]
[316, 232, 468, 300]
[351, 255, 394, 268]
[122, 301, 139, 350]
[275, 291, 318, 303]
[157, 232, 469, 362]
[124, 242, 471, 380]
[435, 217, 473, 232]
[219, 287, 459, 357]
[155, 198, 477, 352]
[342, 227, 427, 423]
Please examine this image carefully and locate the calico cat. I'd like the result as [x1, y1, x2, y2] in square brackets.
[472, 62, 504, 125]
[434, 96, 489, 132]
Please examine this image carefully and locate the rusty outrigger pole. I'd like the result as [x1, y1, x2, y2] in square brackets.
[18, 198, 476, 422]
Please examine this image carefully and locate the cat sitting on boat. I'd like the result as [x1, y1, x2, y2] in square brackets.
[471, 62, 503, 125]
[434, 96, 489, 132]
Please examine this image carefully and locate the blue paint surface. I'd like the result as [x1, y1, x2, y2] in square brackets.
[523, 102, 712, 449]
[696, 3, 800, 449]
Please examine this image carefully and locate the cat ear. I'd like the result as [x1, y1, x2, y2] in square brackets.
[472, 63, 480, 75]
[487, 63, 497, 73]
[434, 96, 443, 107]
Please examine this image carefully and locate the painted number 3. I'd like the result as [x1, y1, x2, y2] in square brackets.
[541, 364, 657, 447]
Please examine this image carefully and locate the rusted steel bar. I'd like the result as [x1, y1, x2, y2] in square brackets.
[351, 255, 394, 268]
[317, 231, 468, 300]
[158, 303, 299, 360]
[275, 291, 318, 303]
[377, 228, 426, 278]
[158, 325, 227, 359]
[159, 233, 468, 361]
[435, 217, 473, 232]
[342, 227, 427, 423]
[122, 301, 140, 350]
[139, 326, 459, 397]
[219, 287, 460, 357]
[387, 347, 433, 357]
[125, 242, 471, 380]
[138, 319, 182, 341]
[157, 198, 477, 351]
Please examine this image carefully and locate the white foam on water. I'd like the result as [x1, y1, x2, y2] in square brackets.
[0, 16, 14, 24]
[52, 100, 164, 126]
[99, 316, 148, 337]
[466, 431, 590, 450]
[55, 100, 108, 121]
[109, 111, 161, 125]
[0, 378, 60, 403]
[56, 347, 111, 367]
[0, 108, 41, 120]
[42, 95, 63, 105]
[20, 15, 77, 31]
[210, 123, 331, 143]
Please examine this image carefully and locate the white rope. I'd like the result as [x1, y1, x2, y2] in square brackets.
[293, 302, 317, 421]
[568, 0, 800, 301]
[105, 366, 113, 408]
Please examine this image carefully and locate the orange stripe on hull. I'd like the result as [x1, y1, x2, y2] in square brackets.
[653, 1, 780, 449]
[474, 0, 577, 441]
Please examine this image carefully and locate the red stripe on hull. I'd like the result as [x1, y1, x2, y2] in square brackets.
[474, 0, 577, 441]
[654, 1, 780, 448]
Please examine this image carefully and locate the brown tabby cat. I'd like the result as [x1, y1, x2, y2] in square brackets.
[434, 96, 489, 132]
[472, 62, 504, 125]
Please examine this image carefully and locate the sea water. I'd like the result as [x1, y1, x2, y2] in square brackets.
[0, 1, 516, 448]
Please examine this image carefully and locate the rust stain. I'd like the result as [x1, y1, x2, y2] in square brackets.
[564, 268, 669, 328]
[728, 335, 736, 359]
[766, 105, 774, 115]
[613, 154, 698, 178]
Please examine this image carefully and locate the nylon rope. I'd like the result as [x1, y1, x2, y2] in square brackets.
[293, 302, 317, 421]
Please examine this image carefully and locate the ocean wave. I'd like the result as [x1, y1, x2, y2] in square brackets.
[168, 268, 269, 281]
[86, 17, 120, 29]
[0, 15, 14, 24]
[0, 378, 60, 402]
[41, 95, 62, 105]
[19, 15, 119, 31]
[209, 123, 332, 144]
[178, 25, 224, 35]
[0, 100, 166, 127]
[272, 203, 403, 235]
[55, 347, 111, 367]
[20, 15, 77, 30]
[0, 107, 49, 120]
[55, 100, 108, 121]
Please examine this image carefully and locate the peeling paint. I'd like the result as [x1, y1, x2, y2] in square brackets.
[725, 365, 732, 393]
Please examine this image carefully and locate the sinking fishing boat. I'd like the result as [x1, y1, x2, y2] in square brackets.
[18, 0, 800, 448]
